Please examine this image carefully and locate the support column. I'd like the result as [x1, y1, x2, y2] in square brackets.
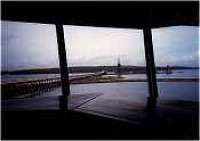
[143, 27, 158, 110]
[56, 24, 70, 110]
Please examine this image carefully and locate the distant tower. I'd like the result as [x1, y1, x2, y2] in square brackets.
[117, 58, 121, 77]
[117, 58, 121, 68]
[166, 65, 172, 74]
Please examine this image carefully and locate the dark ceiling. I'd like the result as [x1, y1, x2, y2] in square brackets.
[2, 1, 199, 29]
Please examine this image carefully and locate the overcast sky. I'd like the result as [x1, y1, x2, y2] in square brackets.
[1, 21, 199, 71]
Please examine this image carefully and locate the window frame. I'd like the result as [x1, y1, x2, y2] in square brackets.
[56, 24, 159, 110]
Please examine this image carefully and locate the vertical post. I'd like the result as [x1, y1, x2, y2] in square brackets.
[56, 23, 70, 110]
[143, 27, 158, 110]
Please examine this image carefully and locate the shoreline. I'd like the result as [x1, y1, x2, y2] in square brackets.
[71, 77, 199, 84]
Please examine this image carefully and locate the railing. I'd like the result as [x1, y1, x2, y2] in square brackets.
[2, 77, 61, 99]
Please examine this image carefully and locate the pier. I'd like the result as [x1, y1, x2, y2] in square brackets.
[2, 71, 106, 99]
[2, 70, 198, 100]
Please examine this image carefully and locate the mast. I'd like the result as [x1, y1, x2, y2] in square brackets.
[117, 58, 121, 77]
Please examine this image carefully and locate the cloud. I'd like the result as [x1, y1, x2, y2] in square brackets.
[1, 21, 199, 71]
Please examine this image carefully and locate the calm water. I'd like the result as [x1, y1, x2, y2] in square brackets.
[36, 81, 198, 102]
[123, 69, 199, 80]
[2, 69, 199, 102]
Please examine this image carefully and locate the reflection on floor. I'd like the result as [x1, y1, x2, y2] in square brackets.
[2, 93, 103, 110]
[2, 93, 199, 139]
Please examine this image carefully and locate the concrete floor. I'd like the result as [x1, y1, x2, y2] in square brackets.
[2, 93, 199, 139]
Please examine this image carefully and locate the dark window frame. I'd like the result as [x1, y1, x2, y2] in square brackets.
[55, 24, 159, 110]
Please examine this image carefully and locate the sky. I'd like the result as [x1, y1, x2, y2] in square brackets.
[152, 26, 199, 67]
[1, 21, 199, 71]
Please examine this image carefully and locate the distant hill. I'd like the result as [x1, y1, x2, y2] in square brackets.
[1, 66, 199, 75]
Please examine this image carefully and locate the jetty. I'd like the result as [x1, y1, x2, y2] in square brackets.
[2, 71, 106, 99]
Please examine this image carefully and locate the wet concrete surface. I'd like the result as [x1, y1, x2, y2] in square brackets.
[2, 93, 199, 139]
